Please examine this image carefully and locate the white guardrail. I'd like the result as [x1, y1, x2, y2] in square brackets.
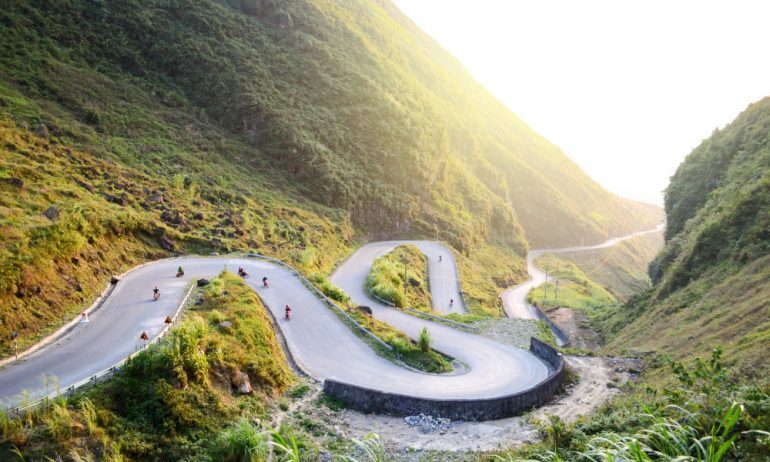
[367, 289, 477, 332]
[7, 284, 195, 414]
[5, 251, 414, 413]
[247, 253, 394, 353]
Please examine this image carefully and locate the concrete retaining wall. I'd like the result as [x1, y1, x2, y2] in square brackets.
[322, 337, 565, 420]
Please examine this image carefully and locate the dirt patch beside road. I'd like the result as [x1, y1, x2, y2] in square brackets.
[290, 356, 640, 458]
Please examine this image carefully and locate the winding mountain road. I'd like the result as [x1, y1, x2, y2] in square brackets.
[502, 225, 665, 319]
[0, 242, 550, 410]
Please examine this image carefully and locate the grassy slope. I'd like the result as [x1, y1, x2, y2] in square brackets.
[603, 98, 770, 376]
[526, 232, 662, 338]
[0, 0, 659, 251]
[0, 112, 352, 355]
[366, 244, 431, 311]
[528, 232, 663, 310]
[1, 272, 296, 461]
[0, 0, 658, 353]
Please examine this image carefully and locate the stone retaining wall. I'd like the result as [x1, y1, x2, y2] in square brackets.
[322, 337, 565, 421]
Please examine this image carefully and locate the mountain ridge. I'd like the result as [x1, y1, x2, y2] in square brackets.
[0, 0, 658, 353]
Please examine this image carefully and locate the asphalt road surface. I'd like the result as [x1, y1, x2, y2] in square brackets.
[1, 244, 550, 409]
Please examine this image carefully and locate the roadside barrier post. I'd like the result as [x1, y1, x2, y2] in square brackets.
[12, 330, 18, 361]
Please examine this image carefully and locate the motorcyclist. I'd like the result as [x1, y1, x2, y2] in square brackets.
[285, 304, 292, 320]
[450, 298, 454, 308]
[238, 267, 248, 278]
[263, 276, 269, 288]
[177, 266, 184, 277]
[439, 255, 442, 262]
[153, 286, 160, 300]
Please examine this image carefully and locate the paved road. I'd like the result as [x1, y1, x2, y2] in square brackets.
[344, 240, 465, 314]
[502, 225, 665, 319]
[1, 245, 550, 409]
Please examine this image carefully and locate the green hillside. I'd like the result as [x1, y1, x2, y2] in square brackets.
[0, 0, 658, 352]
[604, 97, 770, 375]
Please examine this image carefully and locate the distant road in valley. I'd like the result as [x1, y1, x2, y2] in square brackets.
[502, 224, 665, 319]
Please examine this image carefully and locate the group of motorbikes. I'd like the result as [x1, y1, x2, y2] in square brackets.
[155, 266, 293, 320]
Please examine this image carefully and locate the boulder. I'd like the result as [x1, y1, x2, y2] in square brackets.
[160, 210, 187, 226]
[231, 370, 253, 394]
[101, 192, 126, 206]
[408, 277, 420, 288]
[197, 278, 210, 287]
[147, 192, 164, 203]
[219, 321, 233, 328]
[76, 180, 95, 192]
[42, 205, 58, 221]
[1, 177, 23, 189]
[158, 236, 175, 251]
[357, 306, 373, 316]
[33, 124, 49, 138]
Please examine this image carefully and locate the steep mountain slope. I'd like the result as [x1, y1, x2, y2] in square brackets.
[605, 97, 770, 374]
[0, 0, 658, 249]
[0, 0, 658, 353]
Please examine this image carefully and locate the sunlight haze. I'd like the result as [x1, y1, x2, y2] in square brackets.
[392, 0, 770, 205]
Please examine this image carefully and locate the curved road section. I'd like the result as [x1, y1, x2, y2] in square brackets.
[502, 225, 665, 319]
[1, 244, 551, 412]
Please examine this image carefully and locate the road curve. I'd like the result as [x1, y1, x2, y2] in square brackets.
[1, 244, 550, 409]
[502, 225, 665, 319]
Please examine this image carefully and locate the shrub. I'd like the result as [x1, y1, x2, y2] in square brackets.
[211, 418, 268, 462]
[418, 328, 431, 353]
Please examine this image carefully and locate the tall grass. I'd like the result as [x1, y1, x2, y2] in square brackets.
[211, 418, 268, 462]
[337, 433, 388, 462]
[417, 328, 431, 353]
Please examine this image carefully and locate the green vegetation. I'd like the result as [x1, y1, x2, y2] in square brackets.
[0, 0, 660, 355]
[547, 231, 663, 301]
[343, 306, 452, 374]
[528, 255, 617, 314]
[525, 232, 663, 339]
[0, 116, 353, 357]
[366, 245, 431, 310]
[417, 327, 432, 353]
[309, 273, 350, 304]
[456, 245, 528, 317]
[1, 271, 299, 461]
[602, 97, 770, 375]
[494, 349, 770, 461]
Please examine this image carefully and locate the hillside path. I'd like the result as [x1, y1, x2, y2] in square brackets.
[503, 225, 664, 319]
[0, 244, 549, 409]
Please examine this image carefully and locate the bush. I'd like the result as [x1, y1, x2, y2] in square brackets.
[211, 418, 268, 462]
[418, 327, 431, 353]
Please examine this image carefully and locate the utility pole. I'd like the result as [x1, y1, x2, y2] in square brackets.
[554, 263, 559, 306]
[402, 249, 408, 301]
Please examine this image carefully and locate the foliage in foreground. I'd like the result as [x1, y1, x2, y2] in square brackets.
[0, 272, 296, 461]
[496, 348, 770, 462]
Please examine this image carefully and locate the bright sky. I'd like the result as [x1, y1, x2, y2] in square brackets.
[392, 0, 770, 205]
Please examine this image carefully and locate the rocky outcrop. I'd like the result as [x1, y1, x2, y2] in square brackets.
[231, 370, 253, 394]
[158, 236, 175, 251]
[42, 205, 58, 221]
